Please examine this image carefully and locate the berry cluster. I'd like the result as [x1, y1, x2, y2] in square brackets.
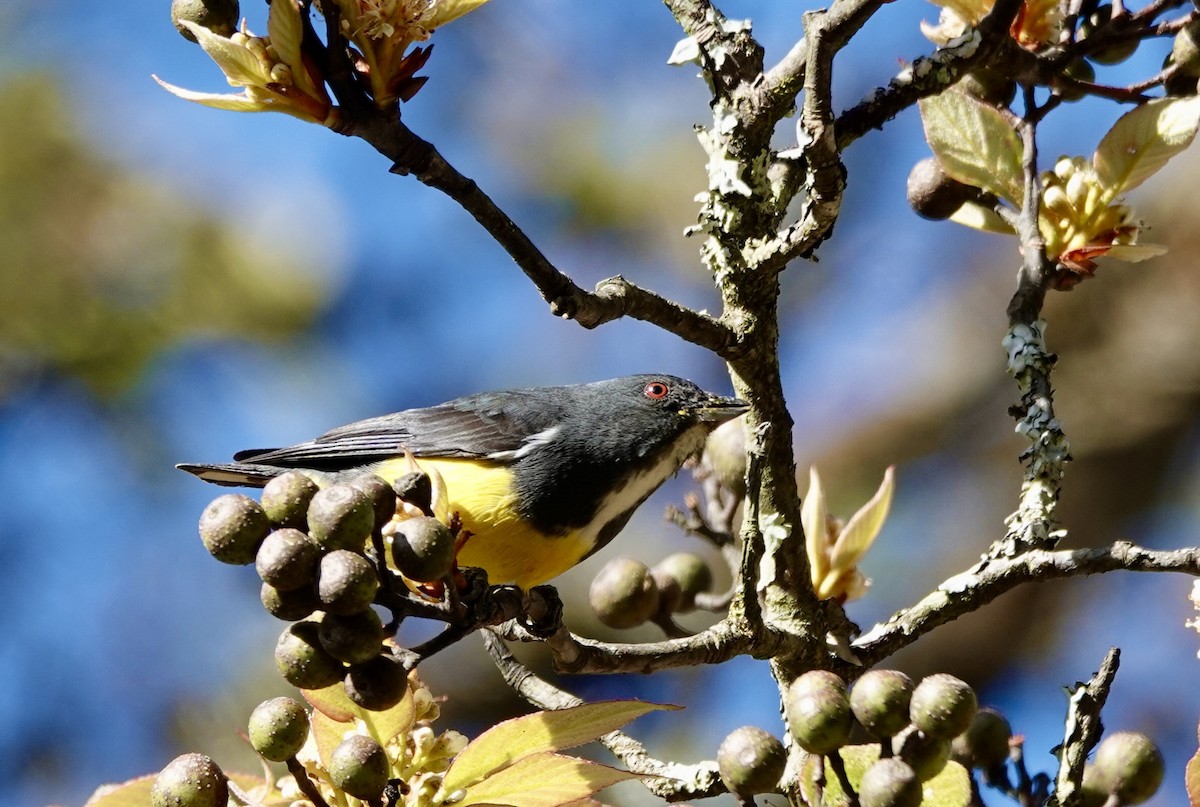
[588, 552, 716, 632]
[197, 470, 456, 711]
[150, 676, 466, 807]
[713, 669, 1163, 807]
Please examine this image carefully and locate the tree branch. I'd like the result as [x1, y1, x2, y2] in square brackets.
[343, 114, 740, 356]
[1048, 648, 1121, 807]
[852, 542, 1200, 663]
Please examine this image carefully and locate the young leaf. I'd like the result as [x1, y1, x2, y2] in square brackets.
[1094, 97, 1200, 199]
[439, 700, 675, 796]
[919, 90, 1024, 205]
[949, 201, 1016, 234]
[799, 744, 971, 807]
[453, 751, 644, 807]
[302, 680, 416, 746]
[829, 465, 895, 572]
[1185, 722, 1200, 807]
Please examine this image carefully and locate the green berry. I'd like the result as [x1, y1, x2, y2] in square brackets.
[318, 609, 385, 664]
[248, 697, 310, 762]
[1174, 20, 1200, 77]
[909, 673, 977, 740]
[1089, 731, 1164, 805]
[951, 707, 1011, 770]
[260, 472, 319, 529]
[275, 621, 344, 689]
[894, 726, 952, 781]
[956, 68, 1016, 106]
[907, 158, 975, 221]
[859, 758, 922, 807]
[198, 494, 269, 565]
[308, 484, 374, 553]
[151, 753, 228, 807]
[350, 474, 398, 531]
[650, 553, 713, 613]
[345, 654, 410, 711]
[328, 734, 389, 800]
[1057, 58, 1095, 102]
[851, 669, 914, 740]
[256, 528, 320, 591]
[393, 471, 433, 513]
[260, 581, 319, 621]
[717, 726, 786, 796]
[390, 516, 456, 582]
[318, 550, 380, 615]
[171, 0, 239, 43]
[589, 557, 659, 629]
[785, 670, 853, 755]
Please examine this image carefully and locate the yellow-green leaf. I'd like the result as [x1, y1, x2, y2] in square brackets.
[799, 745, 971, 807]
[802, 466, 829, 588]
[267, 0, 321, 98]
[919, 89, 1024, 205]
[453, 752, 643, 807]
[1185, 722, 1200, 807]
[183, 21, 270, 87]
[302, 680, 416, 746]
[310, 708, 352, 767]
[949, 200, 1015, 234]
[1094, 97, 1200, 198]
[1101, 243, 1167, 263]
[152, 77, 265, 112]
[830, 466, 895, 570]
[439, 700, 674, 796]
[426, 0, 492, 29]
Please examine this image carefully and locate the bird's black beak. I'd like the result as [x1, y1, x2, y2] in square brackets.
[695, 395, 750, 423]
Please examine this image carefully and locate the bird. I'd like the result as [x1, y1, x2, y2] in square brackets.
[179, 374, 748, 587]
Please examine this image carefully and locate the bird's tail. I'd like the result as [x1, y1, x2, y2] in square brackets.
[176, 462, 281, 488]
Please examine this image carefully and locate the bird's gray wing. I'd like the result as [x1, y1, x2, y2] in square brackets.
[232, 390, 567, 470]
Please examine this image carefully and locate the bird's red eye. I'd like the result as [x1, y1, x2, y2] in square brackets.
[644, 381, 670, 399]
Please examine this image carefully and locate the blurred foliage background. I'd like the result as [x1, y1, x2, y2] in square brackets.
[3, 1, 1200, 805]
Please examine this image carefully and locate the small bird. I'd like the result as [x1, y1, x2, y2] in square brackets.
[180, 375, 748, 587]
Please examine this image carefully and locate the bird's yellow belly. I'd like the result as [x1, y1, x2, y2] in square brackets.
[371, 457, 593, 588]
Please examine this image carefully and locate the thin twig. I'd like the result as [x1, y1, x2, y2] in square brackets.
[852, 542, 1200, 662]
[1049, 648, 1121, 807]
